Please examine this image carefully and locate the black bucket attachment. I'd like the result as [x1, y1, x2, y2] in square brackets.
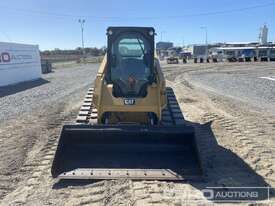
[51, 124, 203, 180]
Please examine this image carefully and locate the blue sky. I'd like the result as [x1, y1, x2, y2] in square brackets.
[0, 0, 274, 50]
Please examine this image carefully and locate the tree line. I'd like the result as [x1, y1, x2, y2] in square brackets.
[41, 47, 106, 56]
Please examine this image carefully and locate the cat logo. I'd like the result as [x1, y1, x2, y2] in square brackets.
[124, 99, 135, 105]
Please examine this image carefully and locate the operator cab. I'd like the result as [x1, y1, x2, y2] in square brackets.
[106, 27, 155, 98]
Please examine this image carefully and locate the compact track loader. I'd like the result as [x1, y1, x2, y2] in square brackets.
[51, 27, 202, 180]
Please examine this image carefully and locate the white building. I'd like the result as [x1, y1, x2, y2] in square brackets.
[259, 24, 268, 45]
[0, 42, 41, 87]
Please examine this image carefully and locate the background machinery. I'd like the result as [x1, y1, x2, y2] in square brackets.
[51, 27, 202, 180]
[166, 56, 179, 64]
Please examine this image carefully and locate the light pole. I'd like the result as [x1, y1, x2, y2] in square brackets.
[160, 31, 165, 41]
[200, 26, 208, 61]
[78, 19, 85, 56]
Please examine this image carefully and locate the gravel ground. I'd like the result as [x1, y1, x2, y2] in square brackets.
[0, 63, 99, 122]
[0, 61, 275, 205]
[0, 63, 98, 202]
[185, 62, 275, 115]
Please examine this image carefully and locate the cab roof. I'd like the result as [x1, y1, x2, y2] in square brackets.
[107, 27, 155, 33]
